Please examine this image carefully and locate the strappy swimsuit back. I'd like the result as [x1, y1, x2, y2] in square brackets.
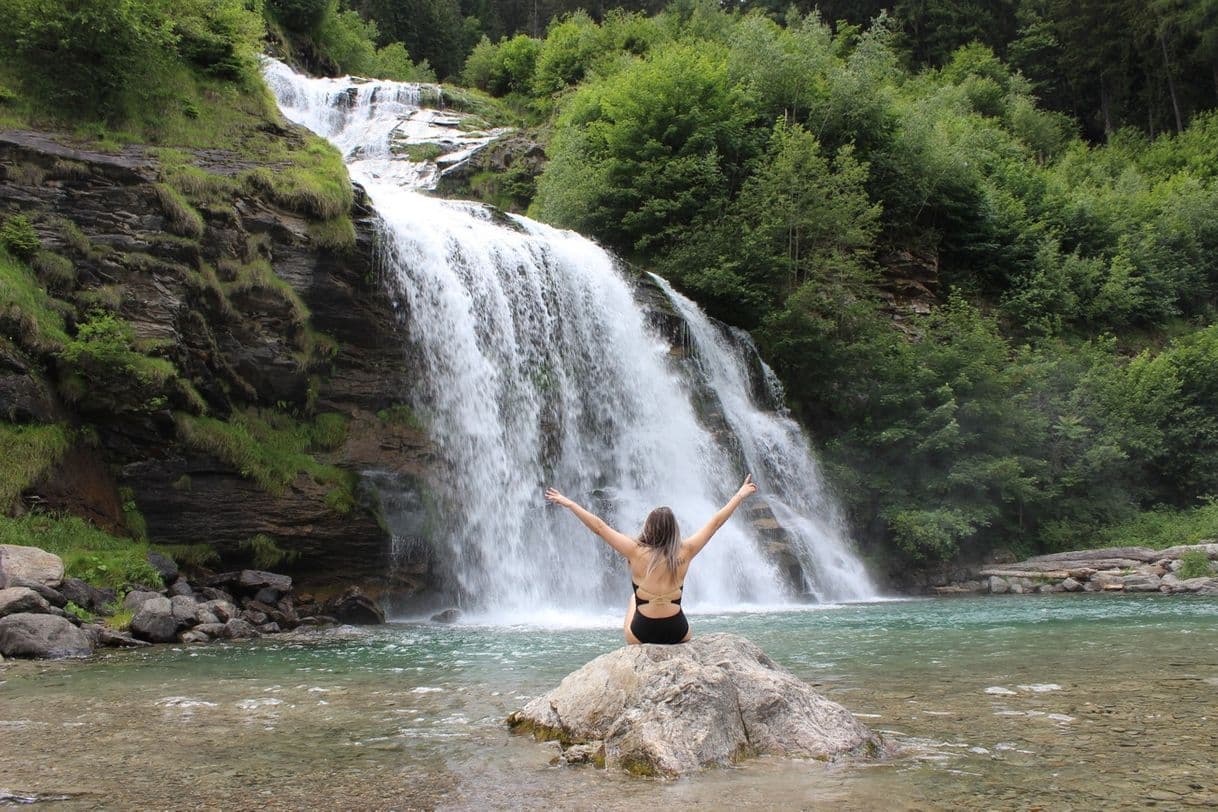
[630, 581, 689, 644]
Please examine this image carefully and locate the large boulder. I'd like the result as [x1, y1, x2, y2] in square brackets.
[0, 613, 93, 658]
[325, 587, 385, 625]
[508, 633, 885, 776]
[129, 597, 177, 643]
[0, 586, 53, 617]
[0, 545, 64, 588]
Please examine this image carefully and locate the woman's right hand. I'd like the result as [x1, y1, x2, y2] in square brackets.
[544, 487, 573, 508]
[736, 474, 757, 500]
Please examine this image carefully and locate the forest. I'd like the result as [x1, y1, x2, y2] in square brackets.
[1, 0, 1216, 576]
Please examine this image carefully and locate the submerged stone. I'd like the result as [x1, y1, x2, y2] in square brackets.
[508, 632, 885, 776]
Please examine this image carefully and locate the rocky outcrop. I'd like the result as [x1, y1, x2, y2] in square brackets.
[433, 131, 546, 213]
[933, 542, 1218, 595]
[0, 613, 92, 658]
[0, 130, 436, 591]
[508, 633, 885, 776]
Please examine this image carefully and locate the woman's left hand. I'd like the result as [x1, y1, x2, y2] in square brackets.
[544, 487, 572, 508]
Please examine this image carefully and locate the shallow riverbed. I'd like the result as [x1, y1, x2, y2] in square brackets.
[2, 594, 1216, 810]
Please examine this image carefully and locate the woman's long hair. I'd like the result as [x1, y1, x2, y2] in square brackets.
[639, 506, 681, 578]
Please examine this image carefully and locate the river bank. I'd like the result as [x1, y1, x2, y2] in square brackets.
[924, 542, 1218, 597]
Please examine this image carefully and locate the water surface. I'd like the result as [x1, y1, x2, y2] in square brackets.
[2, 595, 1216, 809]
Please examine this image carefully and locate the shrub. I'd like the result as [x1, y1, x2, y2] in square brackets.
[1178, 550, 1214, 580]
[0, 214, 40, 259]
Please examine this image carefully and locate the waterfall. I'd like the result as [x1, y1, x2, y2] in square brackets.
[264, 60, 876, 619]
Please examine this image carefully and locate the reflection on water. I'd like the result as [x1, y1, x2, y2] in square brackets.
[1, 595, 1216, 810]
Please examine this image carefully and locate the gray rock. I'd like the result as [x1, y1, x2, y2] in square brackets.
[170, 595, 199, 627]
[193, 623, 228, 638]
[256, 622, 281, 634]
[1009, 582, 1025, 594]
[178, 630, 210, 644]
[123, 590, 163, 612]
[59, 578, 116, 613]
[196, 609, 220, 625]
[202, 599, 239, 622]
[241, 609, 268, 625]
[238, 570, 292, 594]
[0, 586, 53, 617]
[508, 633, 884, 776]
[1122, 574, 1162, 592]
[1197, 578, 1218, 596]
[223, 618, 260, 639]
[431, 608, 461, 624]
[1061, 577, 1083, 592]
[253, 587, 282, 605]
[91, 626, 150, 648]
[6, 577, 67, 608]
[0, 545, 65, 588]
[146, 552, 178, 585]
[988, 576, 1009, 594]
[199, 587, 234, 603]
[167, 578, 194, 598]
[130, 601, 178, 644]
[0, 613, 93, 658]
[326, 587, 385, 624]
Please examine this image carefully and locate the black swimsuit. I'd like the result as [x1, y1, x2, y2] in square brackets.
[629, 582, 689, 645]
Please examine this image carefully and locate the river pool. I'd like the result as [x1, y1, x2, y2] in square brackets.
[2, 594, 1216, 810]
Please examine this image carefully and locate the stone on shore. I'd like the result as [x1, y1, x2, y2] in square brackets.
[0, 545, 65, 588]
[130, 597, 178, 644]
[508, 633, 885, 776]
[325, 587, 385, 625]
[0, 613, 93, 658]
[0, 586, 53, 617]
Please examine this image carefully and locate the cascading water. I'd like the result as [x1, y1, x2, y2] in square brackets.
[264, 60, 877, 619]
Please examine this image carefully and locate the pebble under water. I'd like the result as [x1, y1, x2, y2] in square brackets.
[1, 595, 1216, 810]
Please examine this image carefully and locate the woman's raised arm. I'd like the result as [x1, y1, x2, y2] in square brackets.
[683, 474, 757, 558]
[545, 488, 638, 558]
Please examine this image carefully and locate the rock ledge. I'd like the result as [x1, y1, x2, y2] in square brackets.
[508, 633, 884, 776]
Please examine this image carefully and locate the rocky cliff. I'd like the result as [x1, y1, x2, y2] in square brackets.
[0, 128, 434, 593]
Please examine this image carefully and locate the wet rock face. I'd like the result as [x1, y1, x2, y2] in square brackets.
[508, 633, 885, 776]
[0, 131, 434, 589]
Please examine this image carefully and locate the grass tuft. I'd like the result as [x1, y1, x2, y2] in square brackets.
[0, 422, 71, 509]
[0, 512, 162, 590]
[153, 183, 206, 238]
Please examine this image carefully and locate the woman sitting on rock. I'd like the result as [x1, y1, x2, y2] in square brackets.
[544, 476, 758, 645]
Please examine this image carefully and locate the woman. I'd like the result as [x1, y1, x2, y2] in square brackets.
[544, 475, 758, 644]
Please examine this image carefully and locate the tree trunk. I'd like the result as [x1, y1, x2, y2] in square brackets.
[1099, 73, 1114, 139]
[1160, 31, 1184, 134]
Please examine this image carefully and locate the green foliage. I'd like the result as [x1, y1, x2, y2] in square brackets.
[0, 513, 162, 589]
[463, 35, 541, 96]
[0, 422, 71, 510]
[533, 40, 755, 258]
[176, 408, 352, 497]
[0, 214, 40, 259]
[239, 532, 299, 569]
[1178, 549, 1215, 580]
[154, 542, 220, 568]
[63, 601, 91, 621]
[105, 607, 134, 630]
[58, 311, 186, 414]
[0, 248, 69, 351]
[267, 0, 329, 33]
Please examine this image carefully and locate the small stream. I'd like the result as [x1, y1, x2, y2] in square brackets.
[2, 595, 1216, 809]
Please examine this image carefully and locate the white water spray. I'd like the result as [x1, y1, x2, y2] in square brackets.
[264, 60, 876, 618]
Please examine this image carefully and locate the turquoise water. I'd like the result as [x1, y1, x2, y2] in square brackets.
[2, 595, 1216, 809]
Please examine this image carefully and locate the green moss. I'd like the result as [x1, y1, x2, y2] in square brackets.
[153, 183, 206, 238]
[154, 542, 219, 569]
[400, 143, 445, 162]
[63, 600, 92, 622]
[618, 753, 659, 777]
[239, 533, 299, 570]
[159, 162, 241, 206]
[307, 216, 357, 250]
[117, 486, 148, 543]
[377, 404, 426, 431]
[31, 250, 76, 292]
[0, 248, 69, 351]
[175, 408, 354, 498]
[0, 513, 162, 590]
[72, 285, 124, 313]
[105, 608, 134, 630]
[0, 422, 71, 509]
